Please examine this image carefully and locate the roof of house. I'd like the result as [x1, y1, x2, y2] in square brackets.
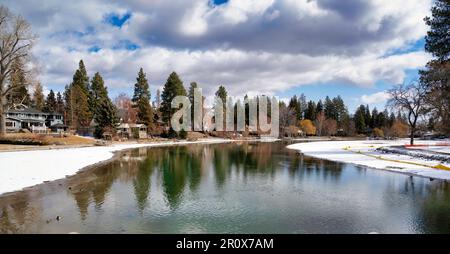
[6, 116, 45, 123]
[50, 123, 67, 128]
[7, 107, 47, 114]
[118, 123, 147, 129]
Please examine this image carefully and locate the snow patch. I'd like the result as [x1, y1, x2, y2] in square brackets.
[287, 139, 450, 180]
[0, 139, 232, 195]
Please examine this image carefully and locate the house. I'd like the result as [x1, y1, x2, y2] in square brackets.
[4, 107, 67, 133]
[117, 123, 148, 139]
[46, 112, 68, 133]
[5, 107, 48, 133]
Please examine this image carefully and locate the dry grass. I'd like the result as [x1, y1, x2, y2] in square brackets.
[3, 133, 96, 146]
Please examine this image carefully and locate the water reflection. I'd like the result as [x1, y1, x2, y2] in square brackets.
[0, 142, 449, 233]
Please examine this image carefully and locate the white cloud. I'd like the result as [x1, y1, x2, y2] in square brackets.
[2, 0, 433, 99]
[360, 91, 391, 105]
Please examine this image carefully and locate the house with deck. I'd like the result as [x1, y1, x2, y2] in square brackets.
[4, 107, 67, 133]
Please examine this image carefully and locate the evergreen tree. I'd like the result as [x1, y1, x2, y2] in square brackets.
[90, 72, 118, 138]
[65, 60, 92, 129]
[304, 100, 317, 121]
[379, 109, 389, 128]
[298, 93, 307, 119]
[44, 89, 57, 113]
[77, 60, 90, 93]
[316, 100, 323, 115]
[33, 83, 45, 110]
[214, 85, 228, 130]
[354, 105, 366, 134]
[424, 0, 450, 62]
[215, 85, 227, 103]
[288, 95, 301, 120]
[364, 105, 371, 129]
[7, 57, 31, 107]
[388, 112, 396, 127]
[420, 0, 450, 134]
[188, 82, 198, 105]
[332, 96, 348, 127]
[188, 82, 198, 130]
[56, 92, 65, 114]
[160, 72, 187, 124]
[371, 108, 379, 128]
[324, 96, 334, 119]
[132, 68, 153, 128]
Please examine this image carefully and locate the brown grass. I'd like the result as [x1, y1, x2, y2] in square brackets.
[3, 133, 96, 146]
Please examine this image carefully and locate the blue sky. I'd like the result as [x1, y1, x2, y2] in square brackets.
[3, 0, 432, 112]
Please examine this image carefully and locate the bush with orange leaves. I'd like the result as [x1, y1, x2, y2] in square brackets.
[299, 119, 316, 136]
[389, 121, 409, 138]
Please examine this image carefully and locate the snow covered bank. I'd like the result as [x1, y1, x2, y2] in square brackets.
[287, 139, 450, 180]
[0, 139, 233, 195]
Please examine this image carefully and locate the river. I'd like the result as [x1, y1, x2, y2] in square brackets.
[0, 141, 449, 233]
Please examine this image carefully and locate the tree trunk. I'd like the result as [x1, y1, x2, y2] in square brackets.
[0, 97, 5, 138]
[410, 127, 415, 145]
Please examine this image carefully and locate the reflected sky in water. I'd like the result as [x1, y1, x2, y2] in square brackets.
[1, 142, 449, 233]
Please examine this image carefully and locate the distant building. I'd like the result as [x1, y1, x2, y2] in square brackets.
[117, 123, 148, 139]
[4, 107, 67, 133]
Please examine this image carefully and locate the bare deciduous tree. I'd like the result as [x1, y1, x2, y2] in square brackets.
[387, 81, 429, 145]
[315, 111, 325, 136]
[0, 5, 36, 136]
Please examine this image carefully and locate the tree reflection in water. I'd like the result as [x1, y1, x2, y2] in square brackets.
[0, 142, 449, 233]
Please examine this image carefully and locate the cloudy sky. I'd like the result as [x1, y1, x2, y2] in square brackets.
[2, 0, 432, 111]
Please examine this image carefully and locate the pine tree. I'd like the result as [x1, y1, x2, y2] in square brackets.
[7, 57, 31, 107]
[370, 108, 378, 128]
[288, 95, 301, 121]
[44, 89, 57, 113]
[160, 72, 187, 124]
[33, 83, 45, 110]
[90, 72, 118, 138]
[304, 100, 317, 121]
[90, 72, 108, 113]
[324, 96, 334, 119]
[132, 68, 153, 128]
[316, 100, 323, 114]
[364, 105, 371, 129]
[77, 60, 90, 93]
[388, 112, 396, 127]
[66, 60, 92, 129]
[354, 105, 366, 134]
[424, 0, 450, 62]
[56, 92, 65, 114]
[215, 85, 227, 104]
[332, 96, 348, 128]
[214, 85, 228, 130]
[420, 0, 450, 134]
[298, 94, 307, 119]
[188, 82, 198, 130]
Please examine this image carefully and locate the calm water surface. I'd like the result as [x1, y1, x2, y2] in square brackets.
[0, 142, 449, 233]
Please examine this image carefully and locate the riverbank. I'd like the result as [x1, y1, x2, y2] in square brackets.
[287, 139, 450, 180]
[0, 138, 243, 196]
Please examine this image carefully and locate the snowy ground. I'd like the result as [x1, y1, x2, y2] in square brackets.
[287, 139, 450, 180]
[0, 139, 234, 195]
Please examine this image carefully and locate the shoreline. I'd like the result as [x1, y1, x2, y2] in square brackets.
[287, 139, 450, 181]
[2, 137, 448, 197]
[0, 138, 263, 196]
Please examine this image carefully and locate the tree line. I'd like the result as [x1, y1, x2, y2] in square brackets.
[0, 1, 448, 142]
